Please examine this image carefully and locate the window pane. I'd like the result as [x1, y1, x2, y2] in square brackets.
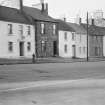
[19, 25, 23, 35]
[53, 24, 56, 35]
[41, 41, 46, 52]
[41, 23, 45, 34]
[8, 24, 13, 34]
[72, 33, 75, 40]
[64, 32, 67, 40]
[27, 42, 31, 51]
[27, 26, 31, 35]
[64, 44, 67, 53]
[8, 42, 13, 52]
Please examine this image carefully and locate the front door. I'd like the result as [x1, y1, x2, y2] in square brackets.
[53, 41, 57, 56]
[19, 42, 24, 56]
[72, 45, 76, 58]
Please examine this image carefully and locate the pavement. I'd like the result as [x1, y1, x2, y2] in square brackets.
[0, 57, 105, 65]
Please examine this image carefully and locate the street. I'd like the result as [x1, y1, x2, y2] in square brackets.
[0, 61, 105, 105]
[0, 61, 105, 82]
[0, 79, 105, 105]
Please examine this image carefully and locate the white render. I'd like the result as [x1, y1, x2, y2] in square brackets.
[75, 33, 87, 58]
[59, 30, 87, 58]
[59, 31, 75, 58]
[0, 20, 35, 58]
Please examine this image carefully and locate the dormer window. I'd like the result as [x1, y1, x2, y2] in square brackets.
[8, 24, 13, 34]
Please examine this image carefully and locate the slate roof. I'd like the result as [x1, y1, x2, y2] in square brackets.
[56, 19, 75, 32]
[67, 23, 87, 34]
[0, 6, 33, 24]
[81, 24, 105, 36]
[23, 6, 56, 22]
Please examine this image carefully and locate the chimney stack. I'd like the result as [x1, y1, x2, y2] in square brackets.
[45, 3, 48, 14]
[40, 0, 44, 12]
[20, 0, 23, 11]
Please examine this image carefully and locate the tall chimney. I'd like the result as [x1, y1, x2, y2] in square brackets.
[40, 0, 44, 12]
[45, 3, 48, 14]
[20, 0, 23, 11]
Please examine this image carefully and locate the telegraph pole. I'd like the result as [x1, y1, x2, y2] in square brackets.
[87, 12, 89, 61]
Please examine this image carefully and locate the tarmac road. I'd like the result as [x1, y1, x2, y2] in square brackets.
[0, 79, 105, 105]
[0, 61, 105, 82]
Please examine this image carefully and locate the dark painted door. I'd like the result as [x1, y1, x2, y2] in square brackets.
[19, 42, 24, 56]
[53, 41, 57, 56]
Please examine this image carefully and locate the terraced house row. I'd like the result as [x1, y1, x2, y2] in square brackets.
[0, 0, 105, 59]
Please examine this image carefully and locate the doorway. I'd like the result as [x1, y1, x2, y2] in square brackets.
[72, 45, 76, 58]
[53, 41, 57, 56]
[19, 42, 24, 56]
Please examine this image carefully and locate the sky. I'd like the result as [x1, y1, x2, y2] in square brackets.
[0, 0, 105, 22]
[24, 0, 105, 22]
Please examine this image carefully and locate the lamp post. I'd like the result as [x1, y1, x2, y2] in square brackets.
[87, 12, 89, 61]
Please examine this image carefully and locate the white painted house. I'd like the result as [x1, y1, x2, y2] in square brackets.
[67, 23, 87, 58]
[57, 19, 76, 58]
[0, 0, 35, 58]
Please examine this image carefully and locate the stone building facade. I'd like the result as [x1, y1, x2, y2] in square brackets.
[82, 24, 105, 57]
[23, 2, 58, 58]
[35, 21, 58, 57]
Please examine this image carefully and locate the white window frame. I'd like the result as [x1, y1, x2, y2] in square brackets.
[41, 22, 45, 34]
[72, 32, 75, 40]
[19, 25, 23, 35]
[8, 42, 13, 52]
[53, 24, 56, 35]
[27, 42, 31, 51]
[27, 26, 31, 35]
[8, 24, 13, 35]
[64, 32, 67, 41]
[64, 44, 68, 53]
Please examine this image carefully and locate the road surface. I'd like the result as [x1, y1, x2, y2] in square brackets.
[0, 79, 105, 105]
[0, 61, 105, 82]
[0, 62, 105, 105]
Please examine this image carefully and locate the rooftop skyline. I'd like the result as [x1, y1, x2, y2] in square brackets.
[0, 0, 105, 22]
